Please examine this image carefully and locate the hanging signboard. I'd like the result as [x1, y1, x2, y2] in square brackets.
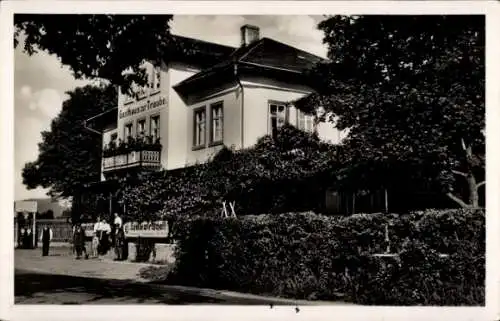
[14, 201, 37, 213]
[123, 221, 169, 238]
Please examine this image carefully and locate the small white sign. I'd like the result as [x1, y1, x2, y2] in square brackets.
[15, 201, 37, 213]
[124, 221, 169, 238]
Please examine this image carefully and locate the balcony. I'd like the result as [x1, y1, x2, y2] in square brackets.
[102, 136, 162, 172]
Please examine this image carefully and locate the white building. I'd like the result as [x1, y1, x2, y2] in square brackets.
[86, 25, 344, 182]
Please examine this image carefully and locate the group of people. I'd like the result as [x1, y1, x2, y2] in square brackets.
[72, 213, 126, 260]
[18, 227, 34, 249]
[35, 213, 127, 260]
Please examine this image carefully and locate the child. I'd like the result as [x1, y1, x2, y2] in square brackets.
[92, 232, 99, 258]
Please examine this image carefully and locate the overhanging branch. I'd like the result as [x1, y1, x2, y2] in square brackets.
[452, 170, 467, 177]
[477, 181, 486, 189]
[446, 192, 471, 208]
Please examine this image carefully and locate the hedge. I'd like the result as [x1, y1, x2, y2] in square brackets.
[166, 208, 484, 305]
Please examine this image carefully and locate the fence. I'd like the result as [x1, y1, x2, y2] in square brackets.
[36, 219, 73, 242]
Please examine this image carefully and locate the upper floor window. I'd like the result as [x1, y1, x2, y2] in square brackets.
[269, 102, 288, 137]
[193, 108, 206, 148]
[151, 66, 161, 93]
[137, 119, 146, 138]
[210, 102, 224, 145]
[124, 123, 133, 142]
[150, 115, 160, 141]
[297, 110, 314, 133]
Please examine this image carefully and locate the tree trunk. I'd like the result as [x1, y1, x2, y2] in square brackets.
[467, 173, 479, 208]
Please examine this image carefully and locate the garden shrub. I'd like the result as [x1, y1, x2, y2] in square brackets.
[167, 208, 484, 305]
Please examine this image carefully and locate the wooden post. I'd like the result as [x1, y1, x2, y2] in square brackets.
[352, 193, 356, 215]
[32, 211, 36, 249]
[109, 191, 113, 217]
[384, 188, 388, 214]
[385, 224, 390, 253]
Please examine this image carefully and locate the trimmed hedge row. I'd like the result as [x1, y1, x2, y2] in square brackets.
[167, 208, 484, 305]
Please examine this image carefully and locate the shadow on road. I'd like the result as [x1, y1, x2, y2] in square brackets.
[15, 270, 284, 304]
[15, 270, 227, 304]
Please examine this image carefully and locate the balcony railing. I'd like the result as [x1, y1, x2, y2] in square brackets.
[102, 136, 162, 172]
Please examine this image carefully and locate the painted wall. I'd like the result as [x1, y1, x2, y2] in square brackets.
[241, 77, 344, 147]
[165, 63, 200, 169]
[184, 84, 242, 165]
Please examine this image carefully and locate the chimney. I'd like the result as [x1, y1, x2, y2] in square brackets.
[240, 25, 260, 47]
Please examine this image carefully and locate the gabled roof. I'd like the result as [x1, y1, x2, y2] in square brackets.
[174, 37, 327, 91]
[164, 35, 236, 69]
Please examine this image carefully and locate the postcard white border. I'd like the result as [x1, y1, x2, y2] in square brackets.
[1, 1, 498, 321]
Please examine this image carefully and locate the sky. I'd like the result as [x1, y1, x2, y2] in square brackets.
[14, 15, 329, 201]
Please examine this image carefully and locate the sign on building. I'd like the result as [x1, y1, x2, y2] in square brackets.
[123, 221, 169, 238]
[15, 201, 37, 213]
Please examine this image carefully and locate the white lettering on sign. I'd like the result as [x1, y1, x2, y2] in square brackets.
[119, 96, 167, 119]
[123, 221, 169, 238]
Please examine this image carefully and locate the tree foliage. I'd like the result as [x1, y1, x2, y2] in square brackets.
[14, 14, 173, 95]
[22, 85, 117, 198]
[298, 15, 485, 207]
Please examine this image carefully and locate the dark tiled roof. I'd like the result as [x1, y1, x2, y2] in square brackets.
[238, 38, 324, 72]
[165, 35, 236, 68]
[174, 37, 326, 89]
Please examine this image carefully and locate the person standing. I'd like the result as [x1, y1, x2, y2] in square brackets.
[100, 219, 112, 254]
[93, 217, 102, 257]
[39, 225, 53, 256]
[113, 213, 123, 229]
[73, 224, 87, 259]
[112, 213, 122, 247]
[114, 227, 125, 261]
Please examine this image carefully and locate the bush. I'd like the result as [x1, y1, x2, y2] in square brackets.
[166, 208, 484, 305]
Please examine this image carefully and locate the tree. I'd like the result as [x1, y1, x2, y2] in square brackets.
[14, 15, 173, 95]
[298, 15, 484, 208]
[22, 84, 117, 199]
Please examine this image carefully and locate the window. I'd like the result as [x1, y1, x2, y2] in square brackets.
[210, 102, 224, 144]
[124, 123, 133, 142]
[297, 110, 314, 133]
[193, 108, 206, 148]
[150, 115, 160, 141]
[151, 66, 161, 93]
[269, 102, 288, 137]
[137, 119, 146, 137]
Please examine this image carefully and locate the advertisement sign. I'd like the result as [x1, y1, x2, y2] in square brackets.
[123, 221, 169, 238]
[15, 201, 37, 213]
[119, 96, 167, 119]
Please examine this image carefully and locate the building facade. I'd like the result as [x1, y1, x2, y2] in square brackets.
[86, 25, 345, 182]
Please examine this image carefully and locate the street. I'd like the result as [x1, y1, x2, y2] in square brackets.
[14, 248, 323, 305]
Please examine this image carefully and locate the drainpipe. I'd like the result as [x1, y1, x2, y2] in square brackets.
[234, 63, 244, 149]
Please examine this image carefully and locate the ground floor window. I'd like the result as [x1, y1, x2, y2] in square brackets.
[297, 110, 314, 133]
[210, 102, 224, 145]
[193, 108, 206, 148]
[269, 101, 288, 137]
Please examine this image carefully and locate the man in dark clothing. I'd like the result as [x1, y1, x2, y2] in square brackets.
[39, 225, 53, 256]
[73, 224, 87, 259]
